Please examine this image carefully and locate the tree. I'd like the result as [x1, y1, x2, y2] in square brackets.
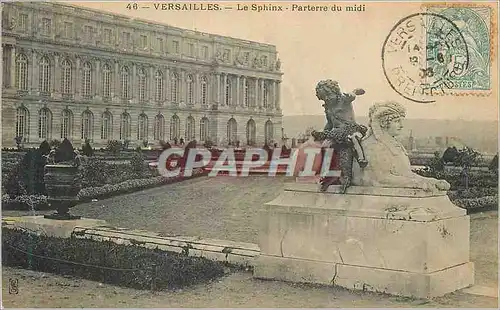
[489, 153, 498, 174]
[454, 147, 482, 189]
[441, 146, 459, 164]
[427, 151, 445, 173]
[82, 139, 94, 157]
[54, 138, 75, 163]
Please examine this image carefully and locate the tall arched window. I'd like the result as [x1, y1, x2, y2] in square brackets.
[138, 68, 147, 103]
[154, 70, 163, 102]
[39, 56, 51, 93]
[154, 114, 165, 140]
[61, 109, 73, 139]
[82, 62, 92, 98]
[61, 59, 72, 95]
[264, 120, 274, 144]
[170, 72, 179, 103]
[227, 118, 237, 145]
[225, 77, 232, 106]
[138, 113, 148, 141]
[200, 76, 208, 106]
[185, 116, 195, 140]
[200, 117, 209, 142]
[243, 79, 249, 107]
[16, 107, 29, 139]
[38, 108, 52, 139]
[102, 64, 112, 99]
[170, 115, 180, 140]
[16, 54, 28, 90]
[120, 112, 131, 140]
[186, 75, 194, 105]
[101, 111, 113, 140]
[246, 119, 256, 146]
[121, 66, 130, 99]
[263, 82, 269, 108]
[81, 110, 94, 140]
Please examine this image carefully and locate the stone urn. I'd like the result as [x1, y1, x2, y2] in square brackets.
[43, 141, 83, 220]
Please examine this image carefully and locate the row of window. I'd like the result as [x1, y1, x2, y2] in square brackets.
[13, 53, 275, 107]
[15, 107, 274, 144]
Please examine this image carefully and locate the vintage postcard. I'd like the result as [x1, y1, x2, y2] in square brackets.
[1, 0, 498, 308]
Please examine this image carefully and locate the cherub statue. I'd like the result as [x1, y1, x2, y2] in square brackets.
[312, 80, 368, 193]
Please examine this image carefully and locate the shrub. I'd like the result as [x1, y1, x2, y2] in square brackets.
[82, 139, 94, 157]
[54, 138, 75, 163]
[39, 140, 51, 155]
[130, 151, 147, 177]
[4, 148, 46, 196]
[122, 139, 131, 150]
[106, 140, 123, 155]
[489, 153, 498, 173]
[442, 146, 459, 164]
[49, 139, 61, 150]
[14, 136, 24, 150]
[81, 158, 108, 188]
[2, 228, 225, 290]
[452, 195, 498, 212]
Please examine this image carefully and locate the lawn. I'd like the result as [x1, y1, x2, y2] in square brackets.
[2, 176, 497, 307]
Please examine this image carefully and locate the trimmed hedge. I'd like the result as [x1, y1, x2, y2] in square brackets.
[1, 168, 208, 210]
[2, 228, 225, 290]
[452, 195, 498, 212]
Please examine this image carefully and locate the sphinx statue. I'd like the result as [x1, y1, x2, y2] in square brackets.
[351, 101, 451, 192]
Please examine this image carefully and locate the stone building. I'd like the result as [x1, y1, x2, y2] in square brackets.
[1, 2, 283, 148]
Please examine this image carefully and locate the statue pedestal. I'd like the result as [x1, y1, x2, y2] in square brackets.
[253, 182, 474, 298]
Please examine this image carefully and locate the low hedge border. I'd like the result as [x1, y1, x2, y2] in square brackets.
[2, 227, 225, 290]
[2, 169, 208, 211]
[452, 195, 498, 213]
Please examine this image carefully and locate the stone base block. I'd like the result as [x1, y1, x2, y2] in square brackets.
[6, 216, 107, 238]
[254, 255, 474, 298]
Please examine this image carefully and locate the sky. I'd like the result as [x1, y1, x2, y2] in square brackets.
[70, 1, 498, 121]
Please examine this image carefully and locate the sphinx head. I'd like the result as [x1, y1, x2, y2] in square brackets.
[368, 101, 406, 137]
[315, 80, 342, 102]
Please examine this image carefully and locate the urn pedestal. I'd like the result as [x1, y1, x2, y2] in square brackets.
[43, 164, 82, 220]
[253, 181, 474, 298]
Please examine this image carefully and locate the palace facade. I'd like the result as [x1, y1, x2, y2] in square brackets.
[1, 2, 283, 148]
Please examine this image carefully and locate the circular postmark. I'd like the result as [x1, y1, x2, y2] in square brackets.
[382, 13, 470, 103]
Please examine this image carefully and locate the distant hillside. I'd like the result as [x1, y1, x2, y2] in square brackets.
[282, 115, 499, 154]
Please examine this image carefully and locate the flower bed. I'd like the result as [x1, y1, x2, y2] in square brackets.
[2, 168, 207, 210]
[2, 227, 225, 291]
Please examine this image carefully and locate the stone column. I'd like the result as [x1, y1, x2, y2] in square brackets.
[261, 79, 265, 109]
[180, 70, 185, 104]
[195, 72, 200, 106]
[131, 63, 137, 102]
[222, 73, 227, 106]
[75, 57, 81, 99]
[9, 45, 16, 88]
[272, 80, 277, 110]
[95, 59, 101, 98]
[254, 78, 259, 108]
[275, 80, 281, 110]
[241, 76, 246, 107]
[165, 67, 170, 104]
[54, 54, 60, 94]
[113, 61, 119, 99]
[236, 75, 240, 107]
[216, 73, 221, 104]
[149, 65, 154, 102]
[31, 50, 39, 94]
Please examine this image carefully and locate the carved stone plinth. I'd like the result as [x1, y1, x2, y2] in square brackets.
[253, 182, 474, 298]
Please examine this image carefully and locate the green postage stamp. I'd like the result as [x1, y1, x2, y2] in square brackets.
[424, 5, 493, 92]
